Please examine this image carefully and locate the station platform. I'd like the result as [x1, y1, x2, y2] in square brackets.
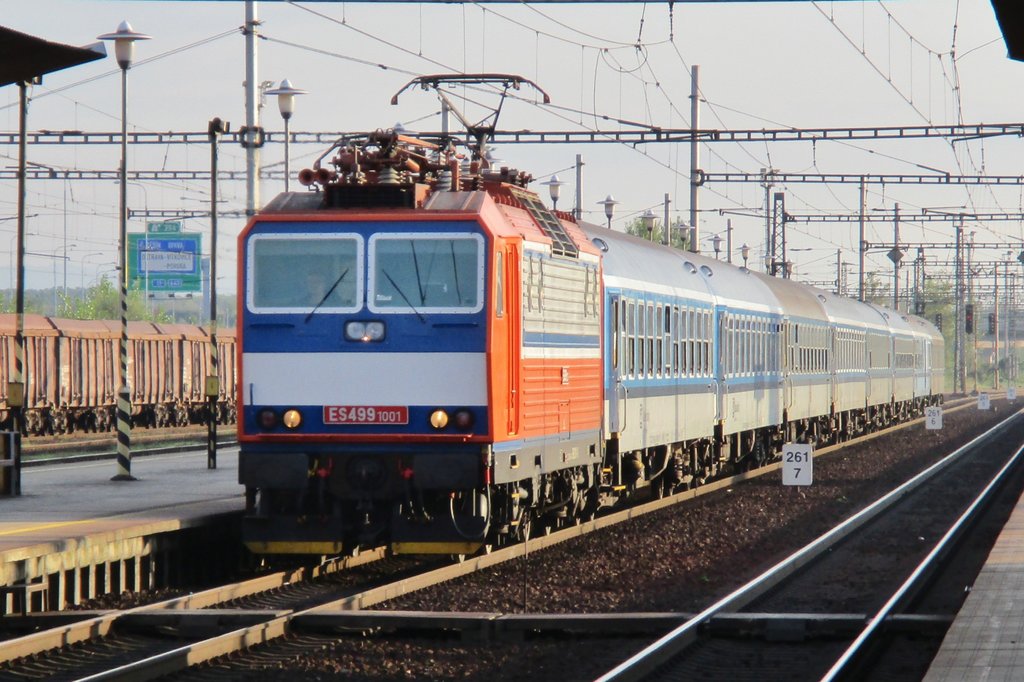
[925, 484, 1024, 681]
[0, 447, 243, 614]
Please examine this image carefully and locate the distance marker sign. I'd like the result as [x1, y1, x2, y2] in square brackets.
[925, 405, 942, 430]
[782, 443, 813, 486]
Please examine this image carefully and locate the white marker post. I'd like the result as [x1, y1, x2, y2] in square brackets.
[925, 405, 943, 430]
[782, 443, 813, 486]
[978, 393, 991, 411]
[1009, 387, 1017, 403]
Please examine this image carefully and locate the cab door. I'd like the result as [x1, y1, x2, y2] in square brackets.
[504, 245, 520, 435]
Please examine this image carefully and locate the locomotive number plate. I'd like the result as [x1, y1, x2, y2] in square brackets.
[324, 405, 409, 425]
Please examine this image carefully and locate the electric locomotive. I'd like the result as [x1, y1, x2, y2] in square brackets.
[237, 129, 605, 555]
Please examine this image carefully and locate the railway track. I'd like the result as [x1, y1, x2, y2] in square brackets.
[0, 548, 400, 678]
[0, 396, 1000, 680]
[599, 405, 1024, 681]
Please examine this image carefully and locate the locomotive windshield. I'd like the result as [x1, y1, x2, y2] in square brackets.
[368, 233, 485, 313]
[248, 234, 362, 312]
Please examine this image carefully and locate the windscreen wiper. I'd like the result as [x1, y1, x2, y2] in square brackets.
[383, 270, 425, 323]
[304, 268, 349, 323]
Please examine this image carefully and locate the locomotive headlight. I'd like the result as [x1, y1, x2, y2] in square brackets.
[429, 409, 449, 429]
[345, 320, 386, 342]
[345, 321, 366, 340]
[282, 409, 303, 430]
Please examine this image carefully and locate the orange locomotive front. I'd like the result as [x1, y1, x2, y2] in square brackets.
[236, 129, 604, 555]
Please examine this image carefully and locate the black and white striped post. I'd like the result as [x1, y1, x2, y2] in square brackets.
[206, 118, 228, 470]
[10, 81, 28, 450]
[99, 21, 150, 482]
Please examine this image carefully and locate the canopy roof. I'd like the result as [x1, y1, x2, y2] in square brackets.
[0, 25, 105, 88]
[991, 0, 1024, 62]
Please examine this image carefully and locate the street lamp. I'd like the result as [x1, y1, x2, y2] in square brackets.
[99, 19, 150, 482]
[264, 79, 307, 193]
[741, 243, 750, 268]
[641, 209, 657, 241]
[542, 175, 565, 211]
[598, 195, 619, 229]
[712, 233, 723, 260]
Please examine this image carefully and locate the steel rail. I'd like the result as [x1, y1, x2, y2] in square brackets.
[821, 430, 1024, 680]
[0, 549, 385, 664]
[594, 405, 1024, 682]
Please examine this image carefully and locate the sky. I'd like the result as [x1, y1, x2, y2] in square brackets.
[2, 0, 1022, 300]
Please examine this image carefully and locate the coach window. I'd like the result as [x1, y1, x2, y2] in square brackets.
[647, 303, 655, 378]
[619, 299, 628, 373]
[726, 315, 734, 376]
[684, 308, 692, 376]
[249, 234, 362, 313]
[639, 303, 648, 377]
[699, 310, 708, 376]
[696, 310, 704, 376]
[655, 304, 663, 377]
[669, 306, 678, 376]
[743, 318, 751, 375]
[611, 297, 620, 371]
[622, 301, 630, 376]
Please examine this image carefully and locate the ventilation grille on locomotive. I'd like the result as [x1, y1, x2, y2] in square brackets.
[511, 188, 579, 258]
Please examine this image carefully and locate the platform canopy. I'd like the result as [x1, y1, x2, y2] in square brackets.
[991, 0, 1024, 62]
[0, 25, 106, 88]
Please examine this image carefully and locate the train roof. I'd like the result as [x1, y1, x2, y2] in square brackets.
[0, 314, 234, 340]
[748, 271, 831, 324]
[0, 313, 58, 335]
[258, 186, 604, 262]
[578, 222, 714, 304]
[682, 255, 781, 315]
[865, 302, 918, 337]
[904, 313, 945, 343]
[803, 287, 890, 331]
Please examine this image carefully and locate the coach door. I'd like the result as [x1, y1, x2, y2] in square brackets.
[609, 296, 626, 435]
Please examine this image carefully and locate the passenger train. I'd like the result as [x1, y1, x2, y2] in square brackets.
[236, 127, 944, 556]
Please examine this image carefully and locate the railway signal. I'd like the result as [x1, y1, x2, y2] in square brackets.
[965, 304, 974, 334]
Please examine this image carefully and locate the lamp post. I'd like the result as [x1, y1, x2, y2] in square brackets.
[118, 179, 149, 314]
[542, 175, 565, 211]
[641, 209, 657, 241]
[741, 243, 750, 268]
[598, 195, 618, 229]
[99, 19, 150, 482]
[712, 233, 723, 260]
[264, 79, 306, 193]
